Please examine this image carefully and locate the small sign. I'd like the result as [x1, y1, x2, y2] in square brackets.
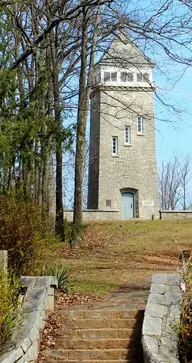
[142, 200, 154, 206]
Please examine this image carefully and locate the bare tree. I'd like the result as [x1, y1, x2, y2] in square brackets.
[73, 2, 101, 226]
[159, 154, 191, 210]
[1, 0, 192, 236]
[180, 155, 191, 210]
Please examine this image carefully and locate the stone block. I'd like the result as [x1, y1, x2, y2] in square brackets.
[145, 303, 167, 318]
[16, 356, 26, 363]
[142, 336, 159, 354]
[33, 276, 58, 289]
[23, 288, 46, 312]
[0, 347, 23, 363]
[152, 275, 168, 285]
[160, 344, 177, 357]
[152, 353, 166, 363]
[169, 358, 180, 363]
[20, 277, 36, 289]
[150, 284, 165, 295]
[164, 291, 182, 306]
[170, 306, 180, 318]
[148, 294, 165, 305]
[25, 340, 39, 362]
[165, 317, 179, 334]
[167, 274, 182, 286]
[46, 295, 54, 311]
[16, 337, 32, 353]
[142, 316, 162, 336]
[161, 337, 176, 348]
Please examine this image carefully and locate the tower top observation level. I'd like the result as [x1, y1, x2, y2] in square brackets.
[93, 33, 154, 88]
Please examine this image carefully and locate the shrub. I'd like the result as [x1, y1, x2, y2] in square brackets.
[179, 261, 192, 363]
[0, 194, 49, 275]
[40, 263, 70, 292]
[0, 269, 21, 345]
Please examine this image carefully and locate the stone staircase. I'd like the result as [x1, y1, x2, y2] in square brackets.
[38, 285, 150, 363]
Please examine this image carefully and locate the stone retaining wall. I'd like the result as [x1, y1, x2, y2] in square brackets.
[160, 210, 192, 219]
[0, 276, 58, 363]
[142, 273, 182, 363]
[64, 209, 120, 221]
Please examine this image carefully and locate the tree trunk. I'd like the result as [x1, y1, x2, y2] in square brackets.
[73, 6, 88, 226]
[49, 28, 65, 241]
[73, 5, 100, 227]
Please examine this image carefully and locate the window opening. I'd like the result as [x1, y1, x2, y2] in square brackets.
[111, 72, 117, 81]
[127, 73, 133, 82]
[106, 200, 111, 207]
[137, 73, 143, 82]
[137, 73, 149, 82]
[104, 72, 110, 82]
[144, 73, 149, 81]
[112, 136, 118, 155]
[121, 72, 127, 82]
[125, 125, 131, 145]
[121, 72, 133, 82]
[137, 116, 144, 134]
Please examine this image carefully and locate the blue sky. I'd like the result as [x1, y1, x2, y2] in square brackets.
[155, 64, 192, 167]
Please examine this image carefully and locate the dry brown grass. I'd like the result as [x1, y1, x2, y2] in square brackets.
[37, 219, 192, 295]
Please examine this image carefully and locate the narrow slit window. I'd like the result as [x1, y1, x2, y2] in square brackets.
[137, 116, 144, 134]
[121, 72, 127, 82]
[137, 73, 143, 82]
[125, 125, 131, 145]
[112, 136, 118, 155]
[127, 73, 133, 82]
[106, 199, 111, 207]
[144, 73, 149, 81]
[104, 72, 110, 82]
[111, 72, 117, 81]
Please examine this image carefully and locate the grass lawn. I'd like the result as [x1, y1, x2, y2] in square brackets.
[37, 219, 192, 295]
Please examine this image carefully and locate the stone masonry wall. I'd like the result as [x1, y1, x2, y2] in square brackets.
[160, 210, 192, 219]
[0, 276, 58, 363]
[142, 273, 182, 363]
[94, 86, 159, 218]
[64, 209, 120, 222]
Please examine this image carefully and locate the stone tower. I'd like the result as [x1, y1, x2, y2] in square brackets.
[87, 34, 159, 219]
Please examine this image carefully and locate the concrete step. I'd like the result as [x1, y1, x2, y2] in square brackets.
[40, 348, 143, 361]
[57, 338, 142, 350]
[59, 309, 145, 320]
[68, 349, 142, 361]
[61, 328, 142, 340]
[39, 360, 142, 363]
[61, 318, 143, 330]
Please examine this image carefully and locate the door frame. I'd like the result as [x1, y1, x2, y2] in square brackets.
[120, 187, 139, 218]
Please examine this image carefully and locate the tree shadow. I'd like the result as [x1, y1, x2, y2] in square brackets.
[125, 309, 145, 362]
[116, 282, 149, 363]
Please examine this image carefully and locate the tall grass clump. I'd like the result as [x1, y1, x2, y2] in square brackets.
[179, 257, 192, 363]
[0, 193, 52, 275]
[40, 263, 70, 292]
[0, 269, 21, 345]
